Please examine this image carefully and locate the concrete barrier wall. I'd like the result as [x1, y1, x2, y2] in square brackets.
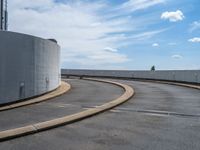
[61, 69, 200, 84]
[0, 31, 60, 104]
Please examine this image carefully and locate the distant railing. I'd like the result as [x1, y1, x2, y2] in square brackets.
[61, 69, 200, 84]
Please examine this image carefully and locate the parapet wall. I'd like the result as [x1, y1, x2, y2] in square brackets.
[0, 31, 60, 104]
[61, 69, 200, 84]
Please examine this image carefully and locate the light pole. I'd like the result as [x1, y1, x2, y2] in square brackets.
[0, 0, 8, 30]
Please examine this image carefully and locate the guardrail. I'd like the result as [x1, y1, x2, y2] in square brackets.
[61, 69, 200, 84]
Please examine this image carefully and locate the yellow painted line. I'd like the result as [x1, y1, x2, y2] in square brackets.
[0, 81, 71, 111]
[0, 78, 134, 141]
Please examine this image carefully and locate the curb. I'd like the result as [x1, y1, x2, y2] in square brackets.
[153, 81, 200, 90]
[0, 78, 134, 141]
[0, 81, 71, 111]
[136, 79, 200, 90]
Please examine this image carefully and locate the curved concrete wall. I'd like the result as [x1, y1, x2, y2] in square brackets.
[0, 31, 60, 104]
[61, 69, 200, 84]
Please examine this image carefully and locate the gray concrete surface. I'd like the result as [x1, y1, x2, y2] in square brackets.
[0, 31, 60, 104]
[0, 79, 124, 131]
[0, 79, 200, 150]
[62, 69, 200, 84]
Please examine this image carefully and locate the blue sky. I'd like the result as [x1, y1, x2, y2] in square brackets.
[9, 0, 200, 70]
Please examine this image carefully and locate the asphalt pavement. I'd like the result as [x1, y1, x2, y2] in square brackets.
[0, 79, 124, 131]
[0, 79, 200, 150]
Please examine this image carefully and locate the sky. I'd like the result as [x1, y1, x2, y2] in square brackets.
[8, 0, 200, 70]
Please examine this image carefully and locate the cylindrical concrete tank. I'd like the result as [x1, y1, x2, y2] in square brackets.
[0, 31, 60, 104]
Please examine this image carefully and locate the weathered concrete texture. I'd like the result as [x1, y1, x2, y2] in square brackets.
[0, 79, 124, 131]
[0, 81, 70, 111]
[62, 69, 200, 84]
[0, 78, 133, 141]
[1, 80, 200, 150]
[0, 31, 60, 104]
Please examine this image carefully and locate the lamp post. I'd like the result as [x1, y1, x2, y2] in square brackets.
[0, 0, 8, 30]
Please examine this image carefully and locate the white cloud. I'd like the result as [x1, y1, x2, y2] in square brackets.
[161, 10, 184, 22]
[8, 0, 166, 69]
[104, 47, 118, 52]
[190, 21, 200, 32]
[188, 37, 200, 43]
[9, 0, 132, 68]
[171, 54, 183, 59]
[152, 43, 159, 47]
[129, 29, 166, 41]
[121, 0, 165, 12]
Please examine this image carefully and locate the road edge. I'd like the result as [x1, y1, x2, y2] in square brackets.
[0, 78, 134, 141]
[135, 79, 200, 90]
[0, 81, 71, 111]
